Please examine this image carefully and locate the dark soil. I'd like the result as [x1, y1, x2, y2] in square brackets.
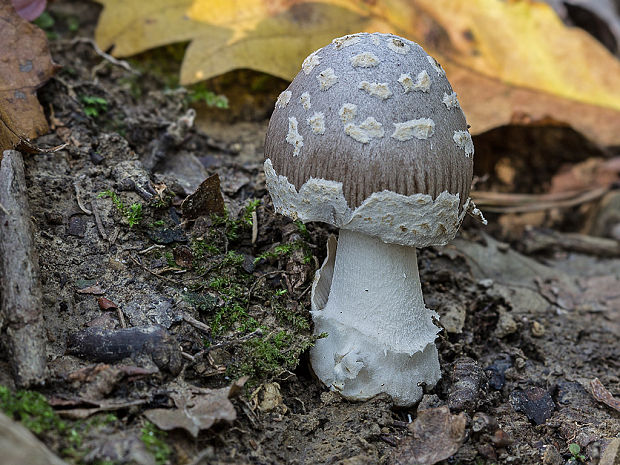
[1, 2, 618, 465]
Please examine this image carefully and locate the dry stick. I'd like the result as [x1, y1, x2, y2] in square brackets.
[73, 181, 92, 215]
[68, 37, 137, 74]
[183, 313, 211, 333]
[0, 150, 47, 387]
[128, 254, 183, 285]
[251, 210, 258, 244]
[90, 200, 107, 241]
[471, 186, 609, 212]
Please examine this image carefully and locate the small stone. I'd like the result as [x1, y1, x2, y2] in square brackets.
[147, 227, 187, 244]
[417, 394, 442, 412]
[67, 215, 87, 237]
[478, 278, 494, 288]
[440, 302, 466, 334]
[531, 321, 546, 337]
[509, 387, 555, 425]
[472, 412, 498, 433]
[485, 356, 512, 390]
[90, 150, 105, 165]
[242, 254, 256, 273]
[490, 429, 514, 448]
[173, 245, 194, 268]
[495, 307, 518, 338]
[477, 443, 497, 460]
[542, 445, 563, 465]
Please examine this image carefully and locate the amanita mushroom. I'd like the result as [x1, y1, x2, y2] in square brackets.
[263, 32, 484, 406]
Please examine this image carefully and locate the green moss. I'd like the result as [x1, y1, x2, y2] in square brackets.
[141, 421, 172, 465]
[212, 199, 261, 241]
[81, 95, 108, 118]
[230, 330, 317, 380]
[183, 291, 217, 313]
[125, 203, 143, 227]
[0, 386, 65, 435]
[191, 238, 220, 259]
[186, 82, 229, 108]
[254, 241, 302, 264]
[164, 251, 176, 267]
[97, 190, 142, 228]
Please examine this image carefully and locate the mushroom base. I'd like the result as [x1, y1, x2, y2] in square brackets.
[310, 319, 440, 406]
[310, 229, 441, 407]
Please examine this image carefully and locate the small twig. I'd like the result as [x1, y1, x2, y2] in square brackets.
[0, 151, 46, 387]
[206, 328, 264, 353]
[108, 227, 119, 244]
[297, 283, 312, 300]
[471, 186, 609, 213]
[128, 254, 183, 285]
[90, 200, 107, 240]
[189, 328, 265, 364]
[251, 210, 258, 244]
[69, 37, 137, 74]
[138, 244, 165, 255]
[74, 181, 92, 215]
[117, 307, 127, 328]
[181, 351, 195, 362]
[0, 201, 9, 216]
[183, 314, 211, 334]
[50, 75, 78, 101]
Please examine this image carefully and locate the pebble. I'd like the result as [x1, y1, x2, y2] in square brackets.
[531, 321, 546, 337]
[67, 214, 87, 237]
[485, 356, 512, 390]
[509, 387, 555, 425]
[147, 227, 187, 244]
[542, 445, 563, 465]
[472, 412, 498, 433]
[495, 307, 518, 337]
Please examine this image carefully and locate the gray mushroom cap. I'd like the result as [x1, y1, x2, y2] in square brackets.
[265, 32, 473, 208]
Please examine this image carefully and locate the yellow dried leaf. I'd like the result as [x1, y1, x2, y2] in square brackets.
[95, 0, 620, 145]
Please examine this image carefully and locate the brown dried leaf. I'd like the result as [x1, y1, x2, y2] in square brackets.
[591, 378, 620, 413]
[391, 407, 466, 465]
[97, 297, 118, 310]
[181, 173, 225, 219]
[143, 378, 247, 437]
[0, 2, 58, 151]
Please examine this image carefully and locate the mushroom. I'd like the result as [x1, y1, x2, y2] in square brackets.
[263, 32, 484, 406]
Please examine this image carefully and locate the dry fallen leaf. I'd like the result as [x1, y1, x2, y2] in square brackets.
[591, 378, 620, 413]
[181, 173, 226, 219]
[95, 0, 620, 145]
[0, 2, 58, 151]
[143, 378, 247, 437]
[391, 406, 466, 465]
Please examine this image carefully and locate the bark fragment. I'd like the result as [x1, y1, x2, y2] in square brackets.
[0, 149, 46, 387]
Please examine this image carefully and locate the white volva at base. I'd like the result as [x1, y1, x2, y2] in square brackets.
[310, 229, 441, 406]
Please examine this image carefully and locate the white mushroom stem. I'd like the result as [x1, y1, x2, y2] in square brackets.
[310, 228, 441, 406]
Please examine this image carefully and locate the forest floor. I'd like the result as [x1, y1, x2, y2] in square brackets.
[0, 2, 618, 465]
